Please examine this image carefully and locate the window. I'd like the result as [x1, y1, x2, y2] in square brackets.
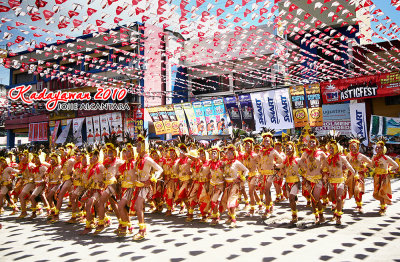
[385, 95, 400, 105]
[192, 75, 230, 95]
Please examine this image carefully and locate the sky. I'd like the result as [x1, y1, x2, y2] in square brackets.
[1, 0, 400, 86]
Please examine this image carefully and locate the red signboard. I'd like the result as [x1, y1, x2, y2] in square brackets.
[320, 72, 400, 104]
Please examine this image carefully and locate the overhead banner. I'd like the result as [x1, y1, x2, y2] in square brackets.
[274, 88, 295, 129]
[238, 94, 256, 131]
[92, 115, 101, 142]
[305, 84, 323, 127]
[100, 114, 110, 140]
[321, 72, 400, 104]
[56, 119, 72, 144]
[182, 102, 198, 135]
[350, 103, 368, 146]
[147, 107, 166, 135]
[73, 118, 85, 146]
[165, 105, 180, 136]
[51, 120, 60, 145]
[315, 104, 351, 136]
[370, 115, 400, 144]
[111, 112, 123, 141]
[213, 98, 230, 135]
[193, 101, 207, 136]
[86, 117, 94, 144]
[250, 92, 267, 132]
[158, 106, 172, 134]
[290, 85, 309, 127]
[173, 104, 189, 135]
[134, 108, 144, 137]
[202, 100, 217, 135]
[33, 123, 39, 142]
[224, 96, 242, 129]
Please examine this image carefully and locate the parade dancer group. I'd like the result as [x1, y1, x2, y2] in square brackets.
[0, 129, 398, 240]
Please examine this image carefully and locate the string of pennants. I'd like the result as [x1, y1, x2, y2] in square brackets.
[1, 0, 400, 98]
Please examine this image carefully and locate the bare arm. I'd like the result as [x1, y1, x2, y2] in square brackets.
[341, 156, 355, 174]
[148, 157, 163, 179]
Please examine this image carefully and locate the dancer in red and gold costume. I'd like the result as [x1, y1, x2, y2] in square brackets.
[277, 141, 302, 224]
[164, 146, 179, 216]
[80, 149, 105, 235]
[67, 149, 89, 223]
[371, 138, 399, 215]
[345, 137, 372, 213]
[299, 134, 328, 224]
[17, 151, 35, 218]
[117, 144, 135, 236]
[132, 134, 163, 241]
[0, 157, 19, 215]
[241, 136, 262, 217]
[220, 144, 248, 227]
[29, 154, 50, 219]
[258, 131, 283, 219]
[208, 144, 225, 226]
[46, 153, 62, 218]
[325, 134, 354, 225]
[95, 142, 124, 234]
[187, 145, 210, 222]
[273, 140, 286, 203]
[52, 144, 76, 223]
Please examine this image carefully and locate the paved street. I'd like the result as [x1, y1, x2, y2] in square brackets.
[1, 178, 400, 262]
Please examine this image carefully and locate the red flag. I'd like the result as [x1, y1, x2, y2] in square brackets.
[271, 5, 278, 13]
[7, 26, 15, 30]
[96, 20, 105, 26]
[68, 10, 79, 18]
[289, 4, 298, 12]
[157, 7, 165, 15]
[8, 0, 21, 8]
[242, 0, 250, 5]
[35, 0, 47, 8]
[216, 8, 224, 16]
[332, 15, 338, 22]
[260, 8, 268, 15]
[159, 16, 167, 22]
[142, 16, 149, 22]
[234, 17, 241, 23]
[132, 0, 139, 5]
[0, 5, 10, 12]
[346, 12, 354, 18]
[43, 10, 54, 20]
[158, 0, 167, 6]
[87, 8, 97, 16]
[320, 6, 328, 14]
[33, 33, 42, 37]
[31, 15, 42, 21]
[135, 7, 144, 15]
[304, 13, 311, 20]
[15, 22, 25, 26]
[116, 6, 124, 15]
[196, 0, 205, 7]
[15, 36, 24, 43]
[244, 9, 251, 17]
[315, 20, 322, 27]
[114, 17, 122, 23]
[307, 0, 315, 3]
[73, 19, 82, 27]
[55, 0, 67, 4]
[225, 0, 234, 8]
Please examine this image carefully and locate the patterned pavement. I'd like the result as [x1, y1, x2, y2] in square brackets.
[1, 178, 400, 262]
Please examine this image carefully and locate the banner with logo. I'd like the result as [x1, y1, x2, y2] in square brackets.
[290, 85, 309, 127]
[193, 101, 207, 136]
[182, 102, 198, 135]
[56, 119, 72, 144]
[100, 114, 110, 141]
[51, 120, 60, 145]
[321, 72, 400, 104]
[28, 123, 33, 142]
[305, 84, 323, 127]
[73, 118, 85, 146]
[274, 88, 295, 129]
[224, 96, 242, 129]
[165, 105, 180, 135]
[173, 104, 189, 135]
[239, 94, 256, 132]
[202, 100, 217, 135]
[147, 107, 166, 135]
[157, 106, 173, 134]
[250, 92, 267, 132]
[110, 112, 123, 141]
[263, 90, 282, 130]
[134, 108, 144, 137]
[92, 115, 101, 142]
[370, 115, 400, 144]
[350, 103, 368, 146]
[86, 117, 94, 144]
[315, 104, 351, 136]
[33, 123, 39, 142]
[213, 98, 230, 135]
